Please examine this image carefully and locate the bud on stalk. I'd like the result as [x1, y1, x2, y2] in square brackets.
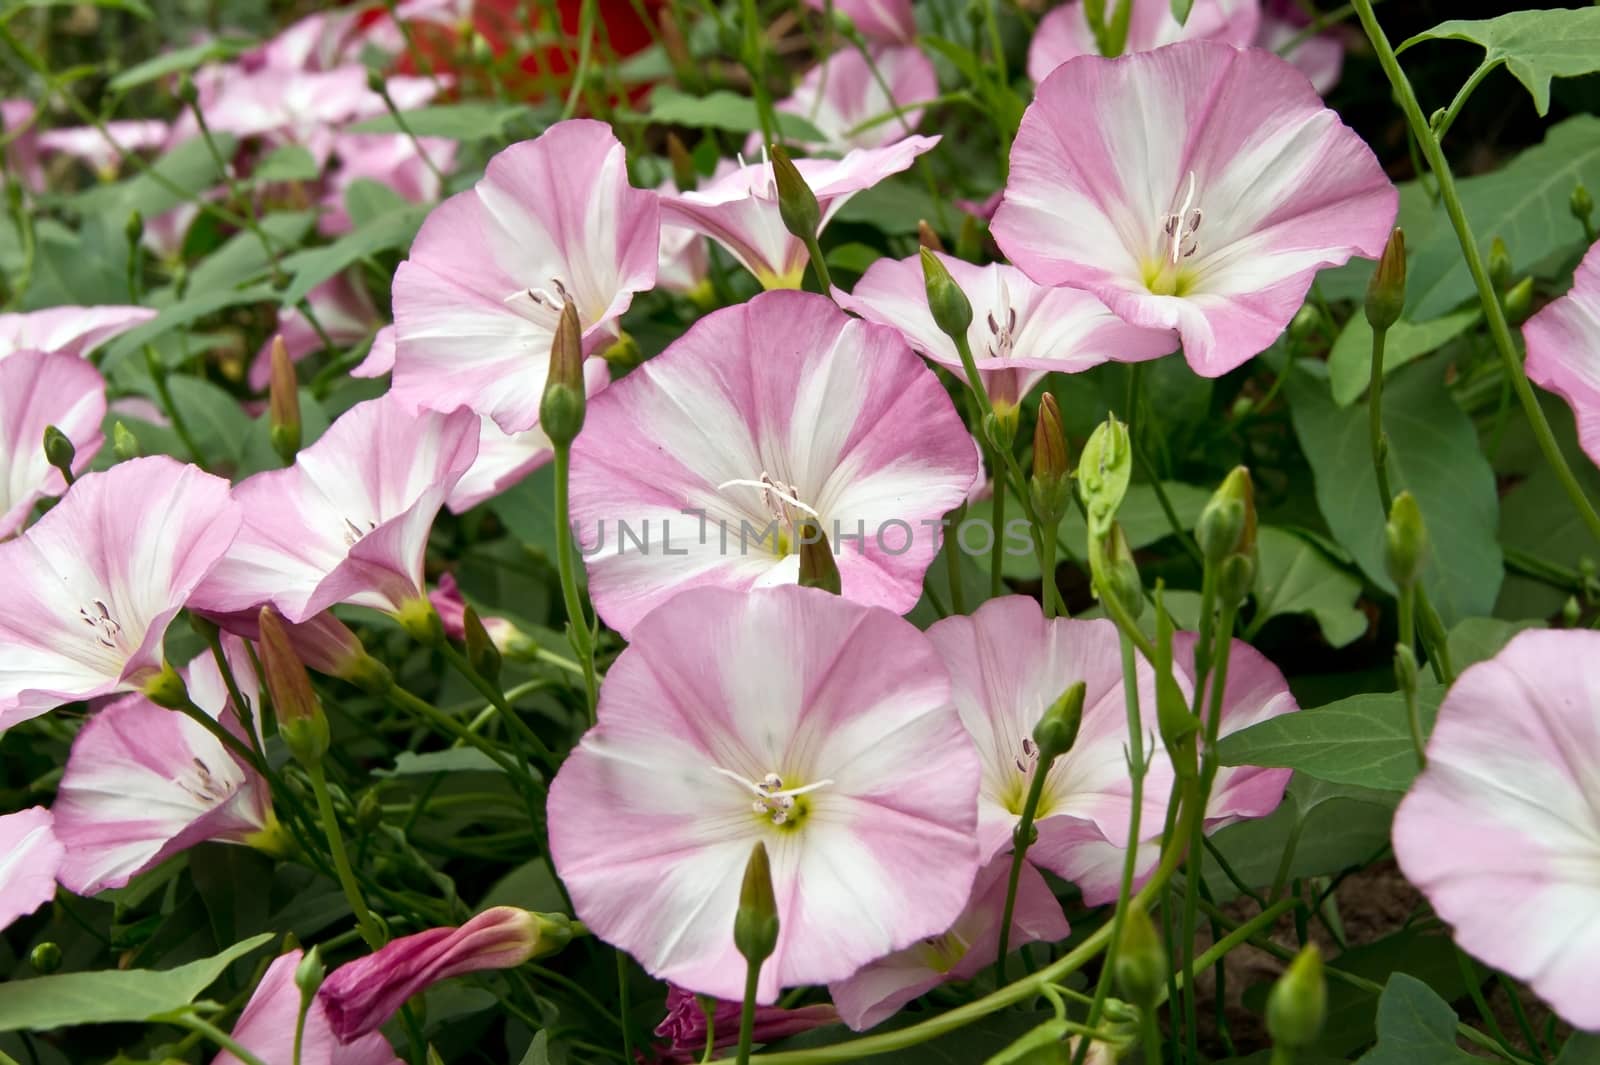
[259, 605, 331, 767]
[768, 145, 820, 248]
[1112, 900, 1166, 1009]
[1033, 680, 1085, 762]
[463, 606, 503, 685]
[1384, 491, 1428, 591]
[1365, 228, 1406, 332]
[1196, 466, 1256, 565]
[919, 248, 973, 342]
[112, 421, 141, 460]
[1487, 236, 1512, 293]
[268, 335, 302, 464]
[42, 425, 76, 485]
[796, 518, 842, 596]
[916, 219, 945, 253]
[540, 302, 586, 449]
[734, 842, 779, 966]
[1030, 393, 1071, 523]
[1078, 416, 1132, 543]
[1573, 182, 1596, 238]
[1267, 945, 1327, 1052]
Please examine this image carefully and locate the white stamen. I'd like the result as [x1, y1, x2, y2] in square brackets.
[1162, 170, 1204, 265]
[985, 277, 1019, 360]
[711, 766, 834, 825]
[717, 477, 821, 521]
[78, 600, 123, 650]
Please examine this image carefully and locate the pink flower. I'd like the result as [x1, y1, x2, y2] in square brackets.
[803, 0, 916, 45]
[658, 219, 711, 300]
[1258, 0, 1343, 95]
[242, 9, 363, 72]
[778, 46, 937, 151]
[0, 457, 241, 733]
[216, 950, 401, 1065]
[198, 607, 378, 684]
[925, 596, 1295, 903]
[2, 99, 43, 191]
[567, 291, 977, 637]
[321, 132, 456, 236]
[661, 137, 938, 289]
[653, 984, 838, 1062]
[548, 585, 981, 1003]
[36, 120, 169, 179]
[52, 639, 281, 895]
[0, 808, 63, 933]
[836, 252, 1177, 410]
[190, 394, 478, 623]
[1393, 629, 1600, 1032]
[0, 304, 155, 360]
[1524, 240, 1600, 469]
[352, 324, 396, 379]
[828, 855, 1070, 1030]
[391, 120, 659, 434]
[1026, 0, 1259, 83]
[0, 349, 106, 537]
[994, 41, 1395, 377]
[321, 907, 565, 1040]
[247, 273, 380, 390]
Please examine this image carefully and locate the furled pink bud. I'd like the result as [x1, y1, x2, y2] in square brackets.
[320, 907, 574, 1041]
[652, 984, 838, 1063]
[199, 609, 392, 693]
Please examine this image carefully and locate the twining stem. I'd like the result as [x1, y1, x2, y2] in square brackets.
[553, 445, 600, 723]
[306, 761, 385, 950]
[1351, 0, 1600, 545]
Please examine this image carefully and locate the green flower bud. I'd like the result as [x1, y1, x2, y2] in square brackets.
[112, 420, 141, 461]
[1112, 900, 1167, 1009]
[365, 67, 386, 95]
[1196, 466, 1256, 565]
[539, 301, 586, 449]
[1393, 642, 1418, 697]
[463, 605, 503, 685]
[1384, 491, 1428, 591]
[1092, 522, 1143, 621]
[1503, 276, 1534, 325]
[1287, 303, 1323, 344]
[294, 944, 326, 1001]
[29, 942, 62, 974]
[734, 842, 780, 966]
[1573, 182, 1595, 229]
[1033, 680, 1086, 762]
[268, 335, 301, 465]
[1267, 945, 1327, 1051]
[259, 605, 330, 767]
[920, 247, 974, 343]
[1487, 236, 1512, 292]
[125, 210, 144, 245]
[1030, 393, 1071, 523]
[1217, 552, 1255, 611]
[768, 145, 820, 246]
[797, 517, 842, 595]
[1562, 595, 1582, 628]
[1077, 416, 1132, 543]
[355, 789, 384, 834]
[1365, 228, 1406, 332]
[176, 72, 199, 106]
[43, 424, 76, 482]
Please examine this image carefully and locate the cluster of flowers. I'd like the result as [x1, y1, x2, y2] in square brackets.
[4, 0, 1600, 1054]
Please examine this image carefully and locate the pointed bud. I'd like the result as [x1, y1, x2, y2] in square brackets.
[365, 67, 386, 95]
[1196, 466, 1256, 565]
[295, 945, 326, 1002]
[796, 517, 842, 595]
[657, 5, 694, 75]
[462, 605, 503, 684]
[125, 210, 143, 245]
[1033, 681, 1085, 762]
[29, 942, 62, 974]
[259, 606, 330, 767]
[1384, 491, 1427, 591]
[734, 842, 780, 966]
[1217, 552, 1255, 610]
[540, 302, 586, 449]
[1503, 276, 1534, 325]
[916, 219, 945, 253]
[1365, 228, 1406, 332]
[1393, 642, 1418, 697]
[1563, 594, 1582, 628]
[42, 425, 76, 482]
[1112, 900, 1166, 1009]
[768, 145, 820, 246]
[1030, 393, 1071, 522]
[356, 790, 384, 834]
[1092, 523, 1143, 621]
[1267, 945, 1326, 1051]
[666, 132, 697, 192]
[268, 335, 301, 464]
[176, 72, 198, 106]
[1287, 303, 1323, 344]
[1572, 182, 1595, 229]
[1487, 236, 1512, 292]
[1078, 416, 1132, 543]
[112, 421, 141, 460]
[920, 247, 973, 342]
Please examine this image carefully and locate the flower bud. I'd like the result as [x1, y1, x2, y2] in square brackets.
[920, 247, 973, 343]
[268, 335, 301, 464]
[176, 72, 198, 106]
[1112, 900, 1166, 1009]
[1078, 416, 1132, 543]
[112, 420, 141, 460]
[365, 67, 386, 96]
[1030, 393, 1071, 522]
[125, 210, 143, 245]
[1393, 642, 1418, 697]
[540, 301, 586, 449]
[666, 132, 697, 193]
[1092, 523, 1143, 621]
[356, 789, 384, 834]
[1287, 303, 1323, 344]
[295, 944, 326, 1001]
[1487, 236, 1512, 292]
[768, 145, 820, 246]
[1032, 680, 1085, 762]
[259, 605, 330, 767]
[916, 219, 945, 253]
[1266, 945, 1326, 1051]
[1196, 466, 1255, 565]
[1383, 491, 1427, 591]
[796, 517, 842, 595]
[29, 942, 62, 974]
[734, 841, 780, 966]
[1572, 182, 1595, 230]
[1365, 227, 1406, 332]
[1217, 552, 1255, 610]
[462, 605, 503, 684]
[42, 424, 76, 482]
[1563, 594, 1582, 628]
[1503, 276, 1534, 325]
[143, 660, 190, 709]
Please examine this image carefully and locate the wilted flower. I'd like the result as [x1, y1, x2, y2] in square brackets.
[548, 585, 981, 1002]
[0, 349, 106, 537]
[0, 808, 63, 933]
[1027, 0, 1258, 83]
[216, 950, 401, 1065]
[778, 46, 937, 151]
[1523, 240, 1600, 469]
[653, 984, 839, 1062]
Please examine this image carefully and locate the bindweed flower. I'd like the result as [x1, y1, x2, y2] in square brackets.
[0, 807, 63, 933]
[216, 950, 401, 1065]
[994, 41, 1396, 377]
[0, 457, 241, 733]
[352, 324, 397, 380]
[653, 984, 838, 1062]
[661, 138, 938, 290]
[802, 0, 916, 44]
[1027, 0, 1258, 83]
[777, 46, 937, 152]
[190, 394, 478, 624]
[1523, 240, 1600, 468]
[2, 99, 43, 192]
[548, 585, 981, 1002]
[320, 907, 574, 1040]
[828, 855, 1070, 1031]
[0, 304, 155, 360]
[247, 274, 381, 390]
[836, 252, 1177, 414]
[1392, 629, 1600, 1031]
[0, 349, 105, 537]
[391, 120, 659, 434]
[35, 121, 168, 180]
[52, 639, 284, 896]
[321, 132, 457, 237]
[428, 573, 523, 655]
[1258, 0, 1344, 95]
[925, 596, 1295, 902]
[198, 607, 387, 690]
[567, 291, 977, 636]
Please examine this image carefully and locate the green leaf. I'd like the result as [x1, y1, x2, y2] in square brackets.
[517, 1030, 553, 1065]
[377, 749, 511, 777]
[185, 211, 315, 292]
[1355, 974, 1481, 1065]
[1251, 526, 1368, 647]
[1496, 399, 1600, 620]
[1217, 686, 1443, 792]
[1286, 359, 1503, 626]
[646, 86, 825, 143]
[1408, 115, 1600, 319]
[1326, 308, 1480, 407]
[489, 464, 562, 562]
[347, 103, 535, 140]
[0, 934, 272, 1032]
[250, 145, 321, 184]
[100, 283, 278, 369]
[1402, 9, 1600, 116]
[344, 179, 410, 229]
[166, 377, 248, 470]
[832, 177, 943, 235]
[1446, 616, 1538, 670]
[1556, 1033, 1600, 1065]
[279, 204, 426, 305]
[107, 36, 253, 92]
[72, 134, 237, 223]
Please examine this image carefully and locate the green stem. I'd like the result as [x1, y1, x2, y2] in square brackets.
[143, 346, 205, 465]
[801, 233, 834, 294]
[945, 503, 967, 615]
[618, 951, 636, 1064]
[990, 469, 1007, 600]
[1352, 0, 1600, 544]
[994, 742, 1053, 986]
[1398, 586, 1427, 769]
[174, 697, 268, 778]
[1369, 324, 1396, 511]
[375, 79, 446, 185]
[736, 955, 762, 1065]
[553, 445, 600, 723]
[1432, 59, 1496, 143]
[437, 640, 558, 769]
[172, 1013, 273, 1065]
[561, 0, 598, 121]
[1038, 519, 1058, 619]
[306, 761, 385, 949]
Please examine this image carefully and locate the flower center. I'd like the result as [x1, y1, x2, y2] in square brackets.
[1145, 170, 1203, 297]
[915, 928, 973, 973]
[177, 756, 235, 804]
[77, 600, 125, 652]
[717, 473, 819, 558]
[503, 277, 572, 321]
[713, 767, 833, 829]
[984, 279, 1018, 360]
[737, 145, 777, 201]
[342, 517, 377, 548]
